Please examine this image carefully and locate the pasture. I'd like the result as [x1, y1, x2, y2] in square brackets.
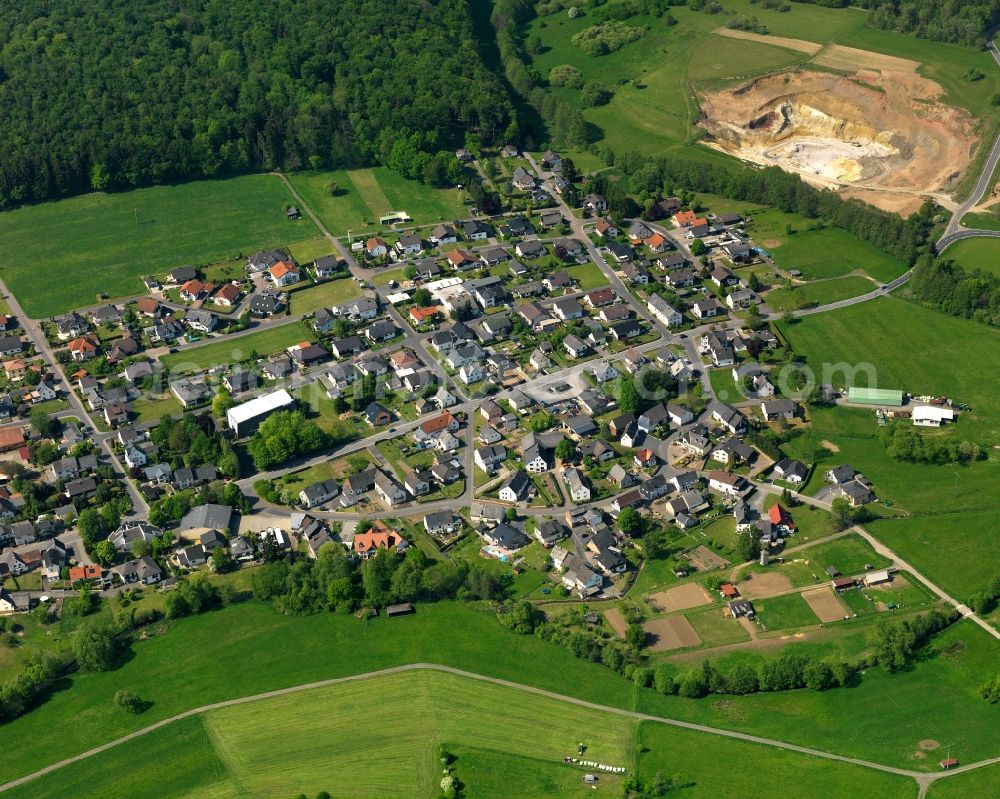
[754, 592, 820, 631]
[159, 320, 313, 375]
[943, 236, 1000, 277]
[796, 533, 891, 577]
[0, 175, 311, 317]
[286, 168, 467, 235]
[6, 668, 939, 799]
[778, 297, 1000, 442]
[765, 275, 877, 312]
[0, 599, 997, 788]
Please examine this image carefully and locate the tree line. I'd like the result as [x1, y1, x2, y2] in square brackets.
[793, 0, 1000, 47]
[0, 0, 516, 206]
[909, 254, 1000, 328]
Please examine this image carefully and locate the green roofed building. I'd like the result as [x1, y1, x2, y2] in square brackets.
[848, 387, 904, 406]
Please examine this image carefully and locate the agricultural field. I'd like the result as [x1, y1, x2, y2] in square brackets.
[158, 321, 313, 375]
[942, 236, 1000, 277]
[753, 592, 821, 631]
[286, 167, 468, 235]
[0, 175, 311, 317]
[765, 275, 877, 312]
[6, 669, 938, 799]
[795, 533, 891, 578]
[778, 297, 1000, 442]
[927, 764, 1000, 798]
[1, 598, 998, 790]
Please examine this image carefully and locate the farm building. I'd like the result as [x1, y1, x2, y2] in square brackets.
[911, 406, 955, 427]
[847, 387, 904, 406]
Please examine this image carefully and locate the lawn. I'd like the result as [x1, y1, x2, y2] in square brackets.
[288, 277, 362, 314]
[793, 533, 890, 577]
[0, 174, 312, 317]
[130, 394, 183, 424]
[159, 321, 313, 375]
[293, 384, 366, 442]
[943, 236, 1000, 277]
[754, 592, 821, 631]
[684, 605, 751, 647]
[564, 261, 608, 291]
[285, 235, 335, 264]
[765, 275, 877, 312]
[865, 511, 1000, 604]
[927, 764, 1000, 797]
[708, 367, 742, 404]
[747, 211, 908, 282]
[761, 495, 836, 545]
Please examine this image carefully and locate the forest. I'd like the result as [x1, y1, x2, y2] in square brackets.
[794, 0, 1000, 46]
[0, 0, 516, 205]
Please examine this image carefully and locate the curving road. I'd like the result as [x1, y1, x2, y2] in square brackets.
[7, 662, 1000, 795]
[935, 35, 1000, 253]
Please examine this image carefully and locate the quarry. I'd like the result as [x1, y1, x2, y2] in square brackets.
[698, 63, 978, 214]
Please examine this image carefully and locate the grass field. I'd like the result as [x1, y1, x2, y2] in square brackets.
[6, 668, 934, 799]
[747, 211, 907, 282]
[866, 511, 1000, 603]
[565, 261, 609, 290]
[796, 533, 890, 577]
[943, 236, 1000, 277]
[634, 722, 917, 799]
[765, 275, 877, 312]
[130, 394, 183, 423]
[286, 168, 468, 235]
[1, 599, 997, 786]
[0, 175, 312, 317]
[159, 320, 312, 375]
[778, 296, 1000, 442]
[927, 763, 1000, 797]
[754, 592, 821, 630]
[288, 277, 363, 314]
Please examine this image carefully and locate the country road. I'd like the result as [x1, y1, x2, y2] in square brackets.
[935, 34, 1000, 253]
[5, 661, 1000, 796]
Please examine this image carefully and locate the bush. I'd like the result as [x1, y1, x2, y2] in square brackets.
[114, 689, 143, 713]
[572, 21, 645, 56]
[580, 80, 613, 106]
[549, 64, 584, 89]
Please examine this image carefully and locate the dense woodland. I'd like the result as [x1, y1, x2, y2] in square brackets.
[0, 0, 515, 205]
[795, 0, 1000, 47]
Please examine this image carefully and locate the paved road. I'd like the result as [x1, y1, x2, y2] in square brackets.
[936, 35, 1000, 253]
[8, 661, 997, 796]
[0, 276, 149, 516]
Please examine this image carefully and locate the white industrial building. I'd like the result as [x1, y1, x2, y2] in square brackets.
[911, 406, 955, 427]
[226, 389, 294, 437]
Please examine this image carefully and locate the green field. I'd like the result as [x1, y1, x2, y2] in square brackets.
[866, 511, 1000, 603]
[796, 533, 891, 577]
[0, 175, 312, 317]
[286, 167, 468, 235]
[943, 236, 1000, 277]
[927, 763, 1000, 797]
[6, 668, 932, 799]
[564, 261, 609, 290]
[778, 296, 1000, 441]
[766, 276, 877, 312]
[288, 277, 363, 314]
[2, 599, 999, 786]
[159, 320, 312, 375]
[754, 592, 821, 631]
[748, 211, 907, 282]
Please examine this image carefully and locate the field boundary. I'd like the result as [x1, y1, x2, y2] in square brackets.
[5, 661, 1000, 795]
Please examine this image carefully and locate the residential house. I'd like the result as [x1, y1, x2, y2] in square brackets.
[773, 459, 808, 484]
[498, 470, 532, 503]
[646, 295, 683, 327]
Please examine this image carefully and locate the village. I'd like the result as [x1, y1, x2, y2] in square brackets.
[0, 148, 955, 663]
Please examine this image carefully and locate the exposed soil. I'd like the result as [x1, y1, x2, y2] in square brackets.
[643, 616, 702, 652]
[738, 571, 793, 599]
[699, 64, 977, 213]
[820, 439, 841, 453]
[802, 587, 848, 623]
[648, 583, 712, 613]
[604, 608, 628, 638]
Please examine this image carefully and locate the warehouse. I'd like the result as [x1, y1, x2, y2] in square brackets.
[226, 389, 294, 437]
